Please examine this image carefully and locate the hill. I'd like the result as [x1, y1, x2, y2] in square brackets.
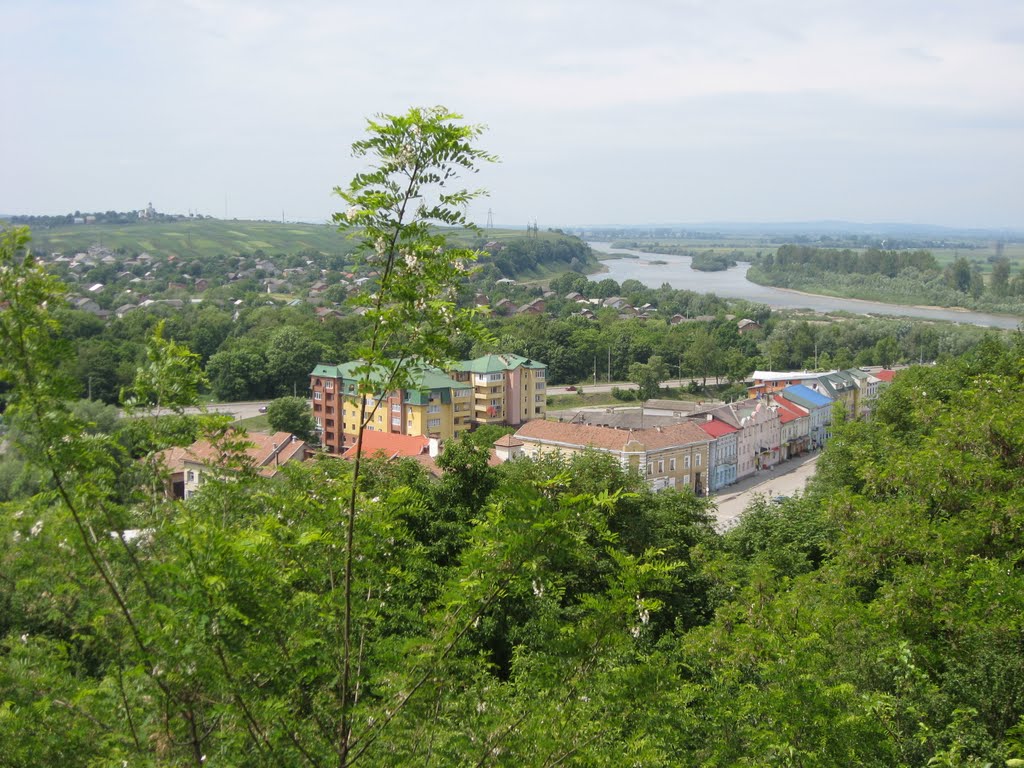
[22, 218, 356, 261]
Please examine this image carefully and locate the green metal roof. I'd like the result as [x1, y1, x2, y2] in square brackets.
[450, 353, 546, 374]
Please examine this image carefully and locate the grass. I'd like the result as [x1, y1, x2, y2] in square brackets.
[26, 219, 358, 260]
[232, 414, 272, 432]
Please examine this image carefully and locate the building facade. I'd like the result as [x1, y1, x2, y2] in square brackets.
[510, 420, 710, 495]
[448, 353, 547, 428]
[309, 363, 473, 454]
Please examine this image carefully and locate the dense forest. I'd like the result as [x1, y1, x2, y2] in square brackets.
[750, 243, 1024, 314]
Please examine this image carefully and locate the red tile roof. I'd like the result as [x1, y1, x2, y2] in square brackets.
[341, 431, 433, 460]
[697, 419, 739, 438]
[159, 431, 307, 478]
[515, 419, 709, 451]
[875, 369, 897, 382]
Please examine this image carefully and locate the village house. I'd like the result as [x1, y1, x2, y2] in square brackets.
[159, 431, 308, 500]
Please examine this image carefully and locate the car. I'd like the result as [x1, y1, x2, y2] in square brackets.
[565, 385, 577, 392]
[258, 405, 268, 413]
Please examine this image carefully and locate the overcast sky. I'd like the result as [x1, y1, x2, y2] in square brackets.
[3, 0, 1023, 229]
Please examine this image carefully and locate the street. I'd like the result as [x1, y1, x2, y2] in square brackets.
[711, 453, 819, 531]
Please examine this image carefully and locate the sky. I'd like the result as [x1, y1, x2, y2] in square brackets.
[3, 0, 1023, 229]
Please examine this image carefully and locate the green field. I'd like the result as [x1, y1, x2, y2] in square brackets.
[18, 218, 559, 263]
[23, 219, 357, 260]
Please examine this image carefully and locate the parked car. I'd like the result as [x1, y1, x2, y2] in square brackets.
[258, 405, 268, 413]
[565, 385, 577, 392]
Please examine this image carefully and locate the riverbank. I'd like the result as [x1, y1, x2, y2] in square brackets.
[587, 241, 1023, 329]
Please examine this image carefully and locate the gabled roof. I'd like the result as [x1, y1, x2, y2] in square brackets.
[698, 419, 739, 438]
[341, 431, 432, 460]
[773, 395, 809, 420]
[875, 369, 897, 383]
[160, 431, 306, 479]
[515, 420, 709, 452]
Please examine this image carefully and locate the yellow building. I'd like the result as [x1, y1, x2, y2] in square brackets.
[448, 353, 547, 427]
[309, 363, 471, 454]
[510, 420, 711, 495]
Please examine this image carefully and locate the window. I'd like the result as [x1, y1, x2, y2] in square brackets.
[684, 455, 691, 469]
[535, 370, 545, 379]
[657, 460, 664, 474]
[696, 453, 702, 466]
[392, 417, 401, 427]
[315, 416, 322, 428]
[326, 419, 334, 427]
[428, 404, 440, 414]
[535, 395, 544, 403]
[456, 389, 471, 398]
[428, 418, 441, 428]
[325, 380, 333, 389]
[536, 382, 545, 390]
[392, 403, 401, 412]
[376, 414, 382, 423]
[313, 391, 322, 401]
[186, 470, 195, 482]
[669, 458, 676, 471]
[646, 462, 653, 476]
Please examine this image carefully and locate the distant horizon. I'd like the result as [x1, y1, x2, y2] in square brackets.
[5, 209, 1022, 239]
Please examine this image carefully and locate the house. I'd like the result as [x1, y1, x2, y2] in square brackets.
[516, 297, 546, 314]
[737, 318, 762, 334]
[159, 431, 308, 499]
[492, 298, 516, 315]
[512, 420, 711, 495]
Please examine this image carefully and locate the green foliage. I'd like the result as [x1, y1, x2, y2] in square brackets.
[265, 395, 316, 441]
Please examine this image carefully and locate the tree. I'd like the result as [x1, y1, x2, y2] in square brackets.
[266, 395, 316, 441]
[628, 354, 669, 400]
[330, 106, 496, 763]
[991, 259, 1011, 298]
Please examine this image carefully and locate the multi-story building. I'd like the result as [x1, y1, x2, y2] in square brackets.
[509, 420, 710, 495]
[696, 417, 739, 491]
[309, 362, 472, 454]
[448, 353, 547, 428]
[778, 384, 833, 450]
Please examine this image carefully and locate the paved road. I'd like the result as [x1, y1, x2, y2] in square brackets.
[711, 453, 820, 531]
[152, 401, 274, 421]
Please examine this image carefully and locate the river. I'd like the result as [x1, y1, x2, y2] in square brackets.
[587, 242, 1022, 329]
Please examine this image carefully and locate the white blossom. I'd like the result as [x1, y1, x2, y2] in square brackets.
[344, 206, 361, 222]
[532, 580, 544, 598]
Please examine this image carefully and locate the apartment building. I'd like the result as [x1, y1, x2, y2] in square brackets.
[309, 362, 472, 454]
[448, 353, 547, 428]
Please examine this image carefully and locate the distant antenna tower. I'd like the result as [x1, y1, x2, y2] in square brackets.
[486, 208, 494, 230]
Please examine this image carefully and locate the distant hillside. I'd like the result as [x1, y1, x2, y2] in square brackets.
[21, 219, 356, 261]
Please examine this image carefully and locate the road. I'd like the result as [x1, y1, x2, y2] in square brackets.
[152, 401, 273, 421]
[710, 453, 820, 531]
